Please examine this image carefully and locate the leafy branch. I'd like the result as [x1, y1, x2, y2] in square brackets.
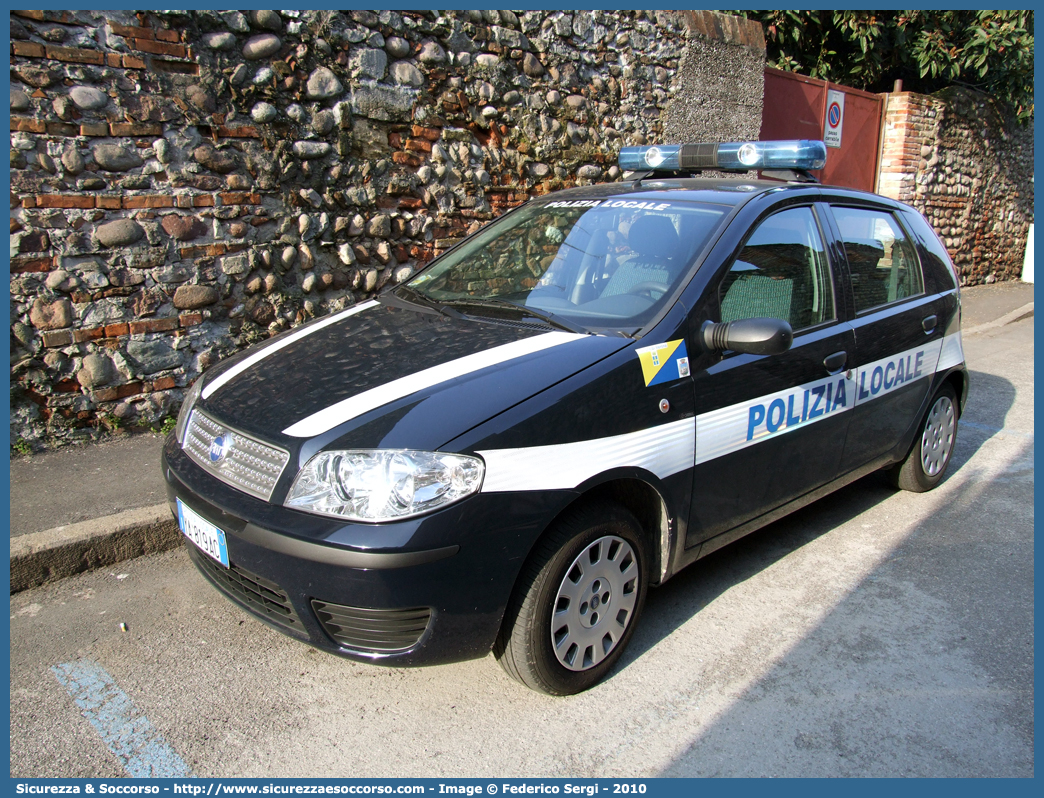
[730, 10, 1034, 122]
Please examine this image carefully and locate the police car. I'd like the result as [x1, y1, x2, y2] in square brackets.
[163, 140, 968, 695]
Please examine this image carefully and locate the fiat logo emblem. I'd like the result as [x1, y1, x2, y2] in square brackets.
[209, 433, 232, 465]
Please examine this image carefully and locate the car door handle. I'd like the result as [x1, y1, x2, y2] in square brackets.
[823, 351, 847, 374]
[922, 315, 938, 334]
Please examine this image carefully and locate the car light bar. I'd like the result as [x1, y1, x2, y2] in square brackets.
[619, 140, 827, 173]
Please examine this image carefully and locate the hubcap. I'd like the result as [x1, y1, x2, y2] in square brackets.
[921, 395, 956, 477]
[551, 535, 639, 672]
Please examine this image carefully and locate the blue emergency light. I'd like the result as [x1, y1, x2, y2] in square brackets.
[618, 140, 827, 173]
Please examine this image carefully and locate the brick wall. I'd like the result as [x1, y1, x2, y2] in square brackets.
[9, 9, 765, 450]
[876, 87, 1034, 285]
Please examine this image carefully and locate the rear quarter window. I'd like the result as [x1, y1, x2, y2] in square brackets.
[901, 209, 960, 293]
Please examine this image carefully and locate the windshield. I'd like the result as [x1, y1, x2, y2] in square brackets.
[405, 198, 728, 333]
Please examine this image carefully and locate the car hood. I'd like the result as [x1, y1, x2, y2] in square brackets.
[197, 299, 630, 453]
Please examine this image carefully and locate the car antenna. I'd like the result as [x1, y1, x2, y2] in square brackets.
[629, 170, 653, 188]
[761, 168, 820, 184]
[630, 169, 702, 188]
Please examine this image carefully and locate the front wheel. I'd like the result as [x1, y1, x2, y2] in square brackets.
[494, 501, 649, 695]
[888, 382, 959, 492]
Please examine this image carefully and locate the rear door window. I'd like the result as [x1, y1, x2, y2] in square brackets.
[831, 207, 924, 313]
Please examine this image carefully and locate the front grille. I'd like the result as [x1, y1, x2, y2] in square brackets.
[187, 544, 303, 633]
[312, 601, 431, 653]
[183, 409, 289, 501]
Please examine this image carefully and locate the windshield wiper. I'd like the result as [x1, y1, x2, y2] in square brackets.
[444, 297, 590, 335]
[387, 285, 464, 320]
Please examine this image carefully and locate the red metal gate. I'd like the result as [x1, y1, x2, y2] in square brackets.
[760, 67, 884, 192]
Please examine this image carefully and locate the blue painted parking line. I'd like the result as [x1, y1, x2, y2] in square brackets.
[959, 420, 1035, 439]
[51, 659, 195, 778]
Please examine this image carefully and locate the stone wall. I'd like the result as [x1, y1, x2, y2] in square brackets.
[662, 11, 764, 142]
[876, 87, 1034, 285]
[9, 9, 765, 451]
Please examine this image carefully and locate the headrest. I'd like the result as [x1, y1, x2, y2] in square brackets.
[628, 215, 680, 260]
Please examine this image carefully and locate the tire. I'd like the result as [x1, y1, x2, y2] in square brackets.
[888, 383, 959, 492]
[494, 500, 649, 695]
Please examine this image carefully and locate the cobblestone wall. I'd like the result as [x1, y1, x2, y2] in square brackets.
[9, 9, 764, 450]
[876, 87, 1034, 286]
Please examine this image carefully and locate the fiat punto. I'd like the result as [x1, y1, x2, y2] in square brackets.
[164, 140, 967, 694]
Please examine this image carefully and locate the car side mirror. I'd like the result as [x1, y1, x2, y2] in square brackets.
[701, 317, 793, 356]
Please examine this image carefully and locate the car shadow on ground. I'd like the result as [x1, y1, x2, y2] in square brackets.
[654, 431, 1034, 777]
[624, 471, 899, 667]
[954, 368, 1019, 443]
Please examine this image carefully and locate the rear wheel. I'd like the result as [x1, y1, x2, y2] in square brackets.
[888, 383, 958, 492]
[494, 501, 649, 695]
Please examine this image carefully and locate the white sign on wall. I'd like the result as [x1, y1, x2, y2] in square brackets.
[824, 89, 845, 148]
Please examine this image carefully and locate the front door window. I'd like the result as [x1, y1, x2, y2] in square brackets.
[719, 206, 835, 330]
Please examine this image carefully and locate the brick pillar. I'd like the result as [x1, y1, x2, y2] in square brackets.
[875, 92, 944, 202]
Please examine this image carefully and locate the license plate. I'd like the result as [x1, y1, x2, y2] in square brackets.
[177, 498, 229, 568]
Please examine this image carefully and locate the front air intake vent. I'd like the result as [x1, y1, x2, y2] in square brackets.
[187, 544, 303, 634]
[312, 601, 431, 653]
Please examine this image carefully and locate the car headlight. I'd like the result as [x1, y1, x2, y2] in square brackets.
[175, 378, 204, 444]
[285, 450, 485, 522]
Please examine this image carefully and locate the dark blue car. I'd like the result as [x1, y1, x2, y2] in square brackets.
[164, 140, 968, 694]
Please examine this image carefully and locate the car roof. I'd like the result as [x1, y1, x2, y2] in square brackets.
[532, 176, 905, 211]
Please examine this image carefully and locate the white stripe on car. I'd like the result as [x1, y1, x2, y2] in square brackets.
[282, 331, 589, 438]
[479, 333, 963, 492]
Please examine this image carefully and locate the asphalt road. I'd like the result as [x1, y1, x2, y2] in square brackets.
[9, 317, 1034, 778]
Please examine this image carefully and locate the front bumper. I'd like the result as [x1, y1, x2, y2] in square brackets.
[162, 435, 574, 666]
